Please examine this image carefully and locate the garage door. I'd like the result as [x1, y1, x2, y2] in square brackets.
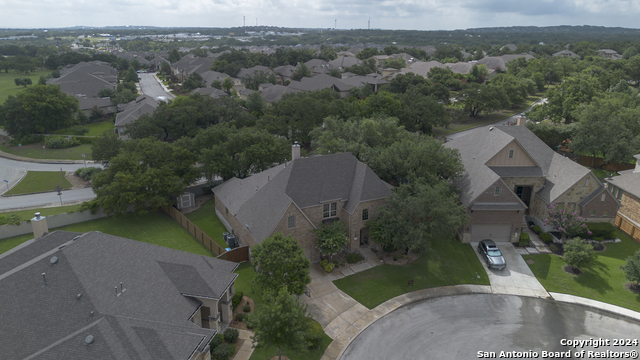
[471, 224, 512, 242]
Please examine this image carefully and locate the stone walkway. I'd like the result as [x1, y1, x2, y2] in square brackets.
[232, 329, 256, 360]
[518, 218, 553, 255]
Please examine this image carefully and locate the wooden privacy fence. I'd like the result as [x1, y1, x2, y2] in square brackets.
[615, 213, 640, 245]
[160, 205, 226, 257]
[556, 150, 635, 173]
[217, 246, 250, 263]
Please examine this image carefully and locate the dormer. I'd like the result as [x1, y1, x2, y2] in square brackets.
[485, 139, 538, 167]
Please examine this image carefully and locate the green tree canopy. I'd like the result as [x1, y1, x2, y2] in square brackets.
[0, 84, 80, 138]
[247, 286, 309, 360]
[88, 138, 200, 215]
[181, 72, 205, 92]
[563, 238, 597, 271]
[620, 250, 640, 286]
[312, 221, 349, 260]
[251, 233, 311, 295]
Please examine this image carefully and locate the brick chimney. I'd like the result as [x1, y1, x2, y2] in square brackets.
[31, 212, 49, 239]
[292, 142, 301, 161]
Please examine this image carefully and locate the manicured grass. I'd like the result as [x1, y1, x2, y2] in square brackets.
[435, 95, 541, 136]
[53, 121, 115, 136]
[0, 233, 34, 254]
[0, 70, 51, 104]
[588, 167, 619, 180]
[186, 199, 228, 249]
[523, 227, 640, 313]
[0, 139, 93, 161]
[5, 171, 72, 195]
[0, 204, 84, 221]
[57, 211, 213, 256]
[334, 238, 490, 309]
[0, 211, 213, 257]
[233, 262, 332, 360]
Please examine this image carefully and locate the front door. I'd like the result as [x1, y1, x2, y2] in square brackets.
[201, 306, 210, 329]
[515, 186, 533, 208]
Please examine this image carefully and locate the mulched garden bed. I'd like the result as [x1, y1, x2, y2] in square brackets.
[563, 265, 582, 276]
[229, 295, 254, 331]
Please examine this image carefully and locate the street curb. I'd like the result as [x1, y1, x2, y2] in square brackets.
[0, 149, 86, 164]
[329, 286, 640, 360]
[0, 170, 27, 196]
[1, 187, 74, 198]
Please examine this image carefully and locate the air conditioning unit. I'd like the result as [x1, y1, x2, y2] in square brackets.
[226, 234, 236, 248]
[223, 232, 229, 243]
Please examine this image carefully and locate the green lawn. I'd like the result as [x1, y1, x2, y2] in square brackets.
[0, 70, 51, 104]
[233, 262, 332, 360]
[588, 167, 619, 180]
[524, 228, 640, 313]
[0, 233, 34, 254]
[0, 140, 93, 161]
[334, 238, 490, 309]
[5, 171, 72, 195]
[185, 199, 228, 249]
[53, 121, 114, 136]
[435, 95, 541, 137]
[0, 204, 84, 220]
[0, 211, 213, 257]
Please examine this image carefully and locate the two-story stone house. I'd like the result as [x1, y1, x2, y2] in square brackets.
[213, 146, 392, 261]
[605, 155, 640, 241]
[445, 124, 620, 243]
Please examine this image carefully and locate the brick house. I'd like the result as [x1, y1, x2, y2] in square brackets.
[605, 156, 640, 240]
[0, 231, 238, 360]
[445, 124, 620, 243]
[213, 146, 392, 261]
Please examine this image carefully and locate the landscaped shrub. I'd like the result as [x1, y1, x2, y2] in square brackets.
[223, 328, 239, 343]
[78, 136, 95, 145]
[532, 225, 542, 234]
[540, 233, 553, 243]
[243, 304, 251, 313]
[319, 259, 335, 273]
[209, 334, 224, 351]
[68, 126, 89, 135]
[235, 313, 245, 322]
[0, 214, 21, 226]
[231, 292, 243, 309]
[593, 236, 605, 242]
[586, 223, 616, 239]
[211, 343, 235, 360]
[10, 134, 42, 146]
[75, 167, 102, 181]
[303, 317, 324, 350]
[519, 233, 530, 247]
[346, 252, 364, 264]
[45, 136, 81, 149]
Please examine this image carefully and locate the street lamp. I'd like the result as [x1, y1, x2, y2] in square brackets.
[82, 153, 86, 168]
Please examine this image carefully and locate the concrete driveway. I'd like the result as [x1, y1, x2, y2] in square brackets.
[471, 241, 550, 298]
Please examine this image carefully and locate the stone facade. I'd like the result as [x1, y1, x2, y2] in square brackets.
[215, 194, 386, 262]
[618, 191, 640, 224]
[463, 180, 525, 242]
[500, 176, 546, 196]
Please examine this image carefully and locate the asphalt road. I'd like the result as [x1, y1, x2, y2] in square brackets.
[138, 73, 175, 101]
[0, 157, 92, 195]
[341, 294, 640, 360]
[0, 187, 95, 211]
[446, 98, 547, 141]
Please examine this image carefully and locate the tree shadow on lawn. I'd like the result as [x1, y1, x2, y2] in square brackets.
[524, 254, 552, 280]
[573, 264, 613, 295]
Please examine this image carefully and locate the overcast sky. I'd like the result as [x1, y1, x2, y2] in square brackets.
[2, 0, 640, 30]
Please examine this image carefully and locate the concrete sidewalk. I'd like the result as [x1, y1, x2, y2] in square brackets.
[471, 241, 550, 298]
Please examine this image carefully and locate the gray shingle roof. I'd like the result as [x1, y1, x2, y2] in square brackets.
[114, 95, 159, 127]
[48, 61, 118, 98]
[606, 169, 640, 198]
[214, 153, 391, 243]
[445, 125, 590, 205]
[192, 87, 229, 99]
[288, 74, 351, 93]
[1, 231, 237, 360]
[260, 84, 300, 102]
[236, 65, 272, 79]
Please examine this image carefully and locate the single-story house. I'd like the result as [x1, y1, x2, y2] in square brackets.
[0, 230, 238, 360]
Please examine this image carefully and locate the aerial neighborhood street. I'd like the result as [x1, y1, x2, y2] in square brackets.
[2, 22, 640, 360]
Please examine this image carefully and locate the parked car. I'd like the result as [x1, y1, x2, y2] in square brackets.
[478, 239, 506, 270]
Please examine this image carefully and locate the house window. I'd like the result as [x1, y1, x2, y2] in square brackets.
[590, 210, 597, 217]
[585, 178, 590, 187]
[601, 193, 606, 202]
[508, 149, 514, 159]
[494, 186, 500, 196]
[288, 215, 295, 229]
[603, 210, 609, 216]
[617, 189, 623, 201]
[362, 208, 369, 221]
[323, 202, 337, 218]
[226, 207, 228, 215]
